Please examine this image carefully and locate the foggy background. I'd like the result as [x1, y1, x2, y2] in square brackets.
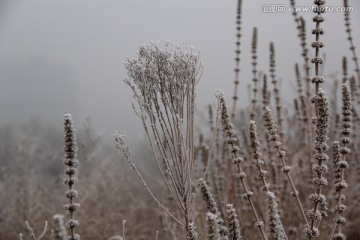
[0, 0, 359, 147]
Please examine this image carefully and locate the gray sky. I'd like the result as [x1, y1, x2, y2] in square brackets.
[0, 0, 359, 146]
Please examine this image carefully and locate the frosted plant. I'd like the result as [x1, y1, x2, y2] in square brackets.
[266, 192, 287, 240]
[307, 88, 330, 239]
[226, 204, 241, 240]
[250, 27, 259, 120]
[290, 0, 311, 99]
[198, 178, 228, 239]
[262, 74, 270, 110]
[263, 106, 308, 226]
[198, 178, 221, 217]
[122, 42, 202, 238]
[187, 222, 198, 240]
[305, 2, 330, 237]
[24, 221, 48, 240]
[63, 114, 80, 240]
[269, 42, 284, 143]
[330, 84, 352, 239]
[310, 0, 325, 93]
[343, 0, 360, 84]
[231, 0, 243, 120]
[248, 120, 287, 240]
[206, 212, 221, 240]
[53, 214, 67, 240]
[249, 121, 269, 192]
[216, 91, 267, 239]
[114, 132, 182, 226]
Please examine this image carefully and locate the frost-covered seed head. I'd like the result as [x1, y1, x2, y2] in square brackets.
[63, 114, 80, 239]
[187, 222, 198, 240]
[198, 178, 219, 216]
[226, 204, 241, 240]
[53, 215, 67, 240]
[305, 225, 320, 238]
[242, 191, 254, 200]
[206, 212, 221, 240]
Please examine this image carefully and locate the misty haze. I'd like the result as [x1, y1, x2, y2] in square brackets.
[1, 0, 360, 239]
